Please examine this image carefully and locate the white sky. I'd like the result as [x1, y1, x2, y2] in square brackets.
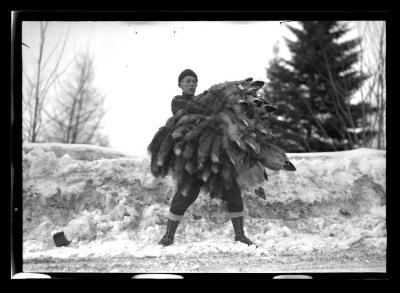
[21, 21, 380, 157]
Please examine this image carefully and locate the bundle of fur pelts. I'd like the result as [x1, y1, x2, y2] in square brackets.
[148, 78, 296, 199]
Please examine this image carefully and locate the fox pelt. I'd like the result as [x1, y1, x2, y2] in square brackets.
[147, 78, 296, 199]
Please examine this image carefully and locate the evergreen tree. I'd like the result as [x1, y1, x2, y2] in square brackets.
[264, 21, 375, 152]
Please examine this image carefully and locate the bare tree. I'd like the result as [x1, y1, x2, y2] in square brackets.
[22, 21, 72, 142]
[44, 51, 109, 147]
[356, 21, 386, 149]
[314, 34, 361, 149]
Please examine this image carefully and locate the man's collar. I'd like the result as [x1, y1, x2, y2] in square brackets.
[182, 92, 194, 97]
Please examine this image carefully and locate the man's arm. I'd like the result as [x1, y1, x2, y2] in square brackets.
[171, 96, 188, 115]
[171, 95, 210, 115]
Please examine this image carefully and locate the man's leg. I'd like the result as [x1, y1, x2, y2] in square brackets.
[221, 181, 256, 246]
[159, 180, 201, 246]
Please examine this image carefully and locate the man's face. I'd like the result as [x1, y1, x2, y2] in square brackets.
[179, 76, 197, 95]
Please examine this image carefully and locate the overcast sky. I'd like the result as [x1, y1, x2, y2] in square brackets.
[21, 21, 378, 157]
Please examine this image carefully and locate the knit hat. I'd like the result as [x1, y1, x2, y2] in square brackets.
[178, 69, 198, 84]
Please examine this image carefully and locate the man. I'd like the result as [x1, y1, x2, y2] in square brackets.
[171, 69, 200, 115]
[158, 69, 255, 247]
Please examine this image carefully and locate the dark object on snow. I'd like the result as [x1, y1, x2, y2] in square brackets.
[193, 213, 202, 220]
[53, 231, 72, 247]
[339, 208, 351, 217]
[148, 78, 296, 200]
[254, 186, 266, 200]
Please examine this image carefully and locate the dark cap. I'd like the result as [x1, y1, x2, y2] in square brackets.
[178, 69, 198, 84]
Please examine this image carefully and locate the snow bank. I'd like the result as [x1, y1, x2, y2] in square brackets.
[238, 148, 386, 219]
[22, 143, 386, 260]
[23, 142, 132, 161]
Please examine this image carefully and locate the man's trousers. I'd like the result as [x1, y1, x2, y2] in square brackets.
[168, 179, 244, 220]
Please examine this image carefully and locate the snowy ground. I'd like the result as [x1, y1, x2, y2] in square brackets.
[22, 143, 386, 273]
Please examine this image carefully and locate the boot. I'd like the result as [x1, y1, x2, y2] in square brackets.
[231, 216, 256, 246]
[159, 219, 180, 246]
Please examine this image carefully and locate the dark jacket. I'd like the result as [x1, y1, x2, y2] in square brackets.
[171, 93, 194, 115]
[171, 91, 209, 115]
